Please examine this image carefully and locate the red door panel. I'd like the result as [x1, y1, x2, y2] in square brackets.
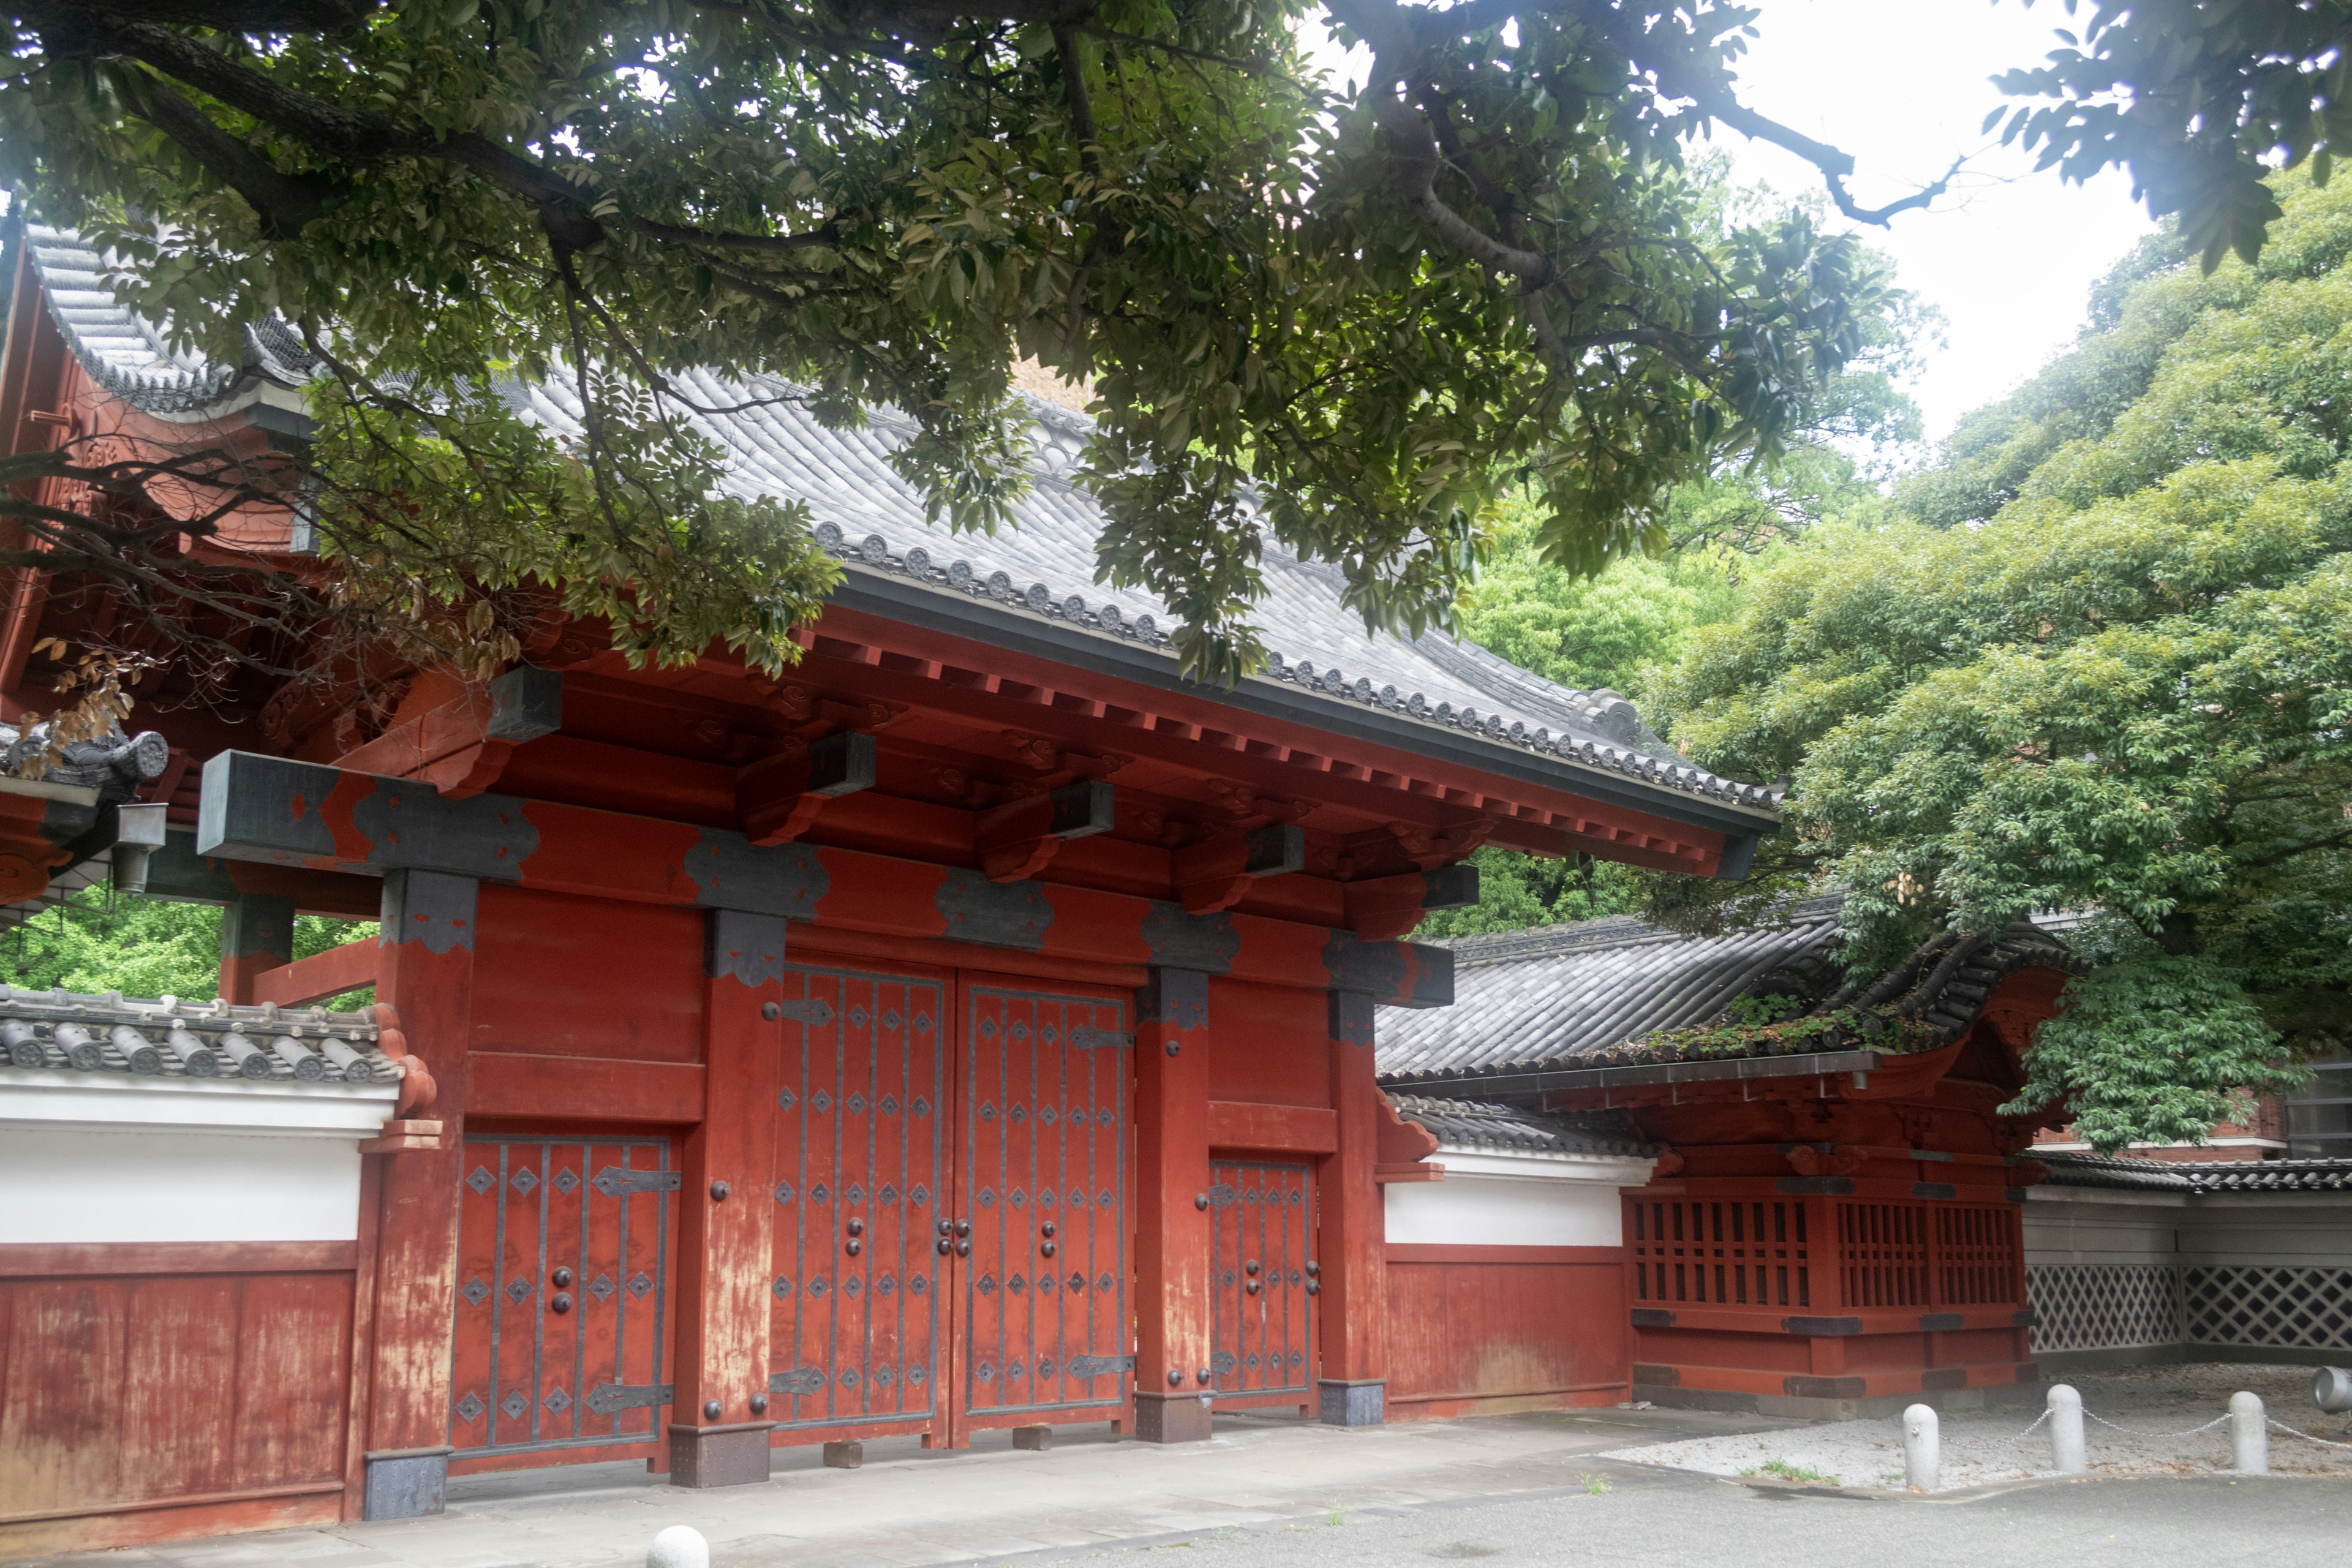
[451, 1135, 676, 1459]
[1208, 1160, 1316, 1409]
[767, 962, 948, 1441]
[958, 978, 1133, 1429]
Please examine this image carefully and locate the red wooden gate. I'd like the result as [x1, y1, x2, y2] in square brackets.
[956, 977, 1133, 1434]
[766, 961, 950, 1444]
[450, 1134, 676, 1463]
[1208, 1159, 1316, 1411]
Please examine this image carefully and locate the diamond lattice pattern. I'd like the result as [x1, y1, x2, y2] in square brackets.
[2027, 1264, 2182, 1353]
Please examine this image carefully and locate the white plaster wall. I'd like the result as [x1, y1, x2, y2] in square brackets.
[0, 1069, 396, 1244]
[0, 1125, 368, 1243]
[1383, 1151, 1654, 1248]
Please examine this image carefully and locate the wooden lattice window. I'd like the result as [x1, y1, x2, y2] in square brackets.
[1628, 1199, 1809, 1309]
[1936, 1205, 2022, 1306]
[1835, 1202, 1931, 1308]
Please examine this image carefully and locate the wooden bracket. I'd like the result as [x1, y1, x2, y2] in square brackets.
[1384, 816, 1496, 871]
[1345, 862, 1481, 941]
[1172, 824, 1304, 914]
[974, 780, 1116, 882]
[738, 730, 876, 845]
[333, 666, 564, 799]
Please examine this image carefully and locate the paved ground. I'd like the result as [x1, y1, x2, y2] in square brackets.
[1607, 1361, 2352, 1488]
[40, 1388, 2352, 1568]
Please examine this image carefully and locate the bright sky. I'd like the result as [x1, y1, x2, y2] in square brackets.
[1308, 1, 2159, 442]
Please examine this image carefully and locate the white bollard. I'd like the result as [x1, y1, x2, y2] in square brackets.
[2048, 1384, 2087, 1475]
[1902, 1403, 1940, 1493]
[649, 1525, 710, 1568]
[2230, 1391, 2268, 1475]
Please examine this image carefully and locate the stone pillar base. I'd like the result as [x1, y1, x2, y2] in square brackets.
[823, 1440, 864, 1469]
[1133, 1390, 1213, 1444]
[666, 1421, 776, 1488]
[1012, 1424, 1054, 1450]
[362, 1447, 451, 1520]
[1318, 1379, 1385, 1428]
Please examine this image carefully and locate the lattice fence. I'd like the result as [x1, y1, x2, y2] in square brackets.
[2184, 1266, 2352, 1351]
[2026, 1264, 2182, 1352]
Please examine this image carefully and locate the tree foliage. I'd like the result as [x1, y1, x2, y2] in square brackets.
[1643, 172, 2352, 1148]
[0, 0, 1918, 688]
[1993, 0, 2352, 271]
[0, 887, 373, 1001]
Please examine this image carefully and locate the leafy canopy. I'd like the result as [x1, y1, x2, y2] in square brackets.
[0, 0, 1918, 684]
[1644, 171, 2352, 1148]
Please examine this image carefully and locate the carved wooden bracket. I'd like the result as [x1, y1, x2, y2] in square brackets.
[1384, 816, 1496, 871]
[1344, 863, 1481, 941]
[331, 666, 563, 799]
[1172, 824, 1305, 914]
[974, 780, 1117, 881]
[737, 730, 876, 845]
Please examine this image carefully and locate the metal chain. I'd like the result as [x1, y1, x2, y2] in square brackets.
[2267, 1418, 2352, 1451]
[2082, 1411, 2231, 1439]
[1981, 1408, 2054, 1448]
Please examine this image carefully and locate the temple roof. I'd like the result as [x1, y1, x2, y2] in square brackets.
[0, 985, 400, 1087]
[1378, 900, 2082, 1088]
[20, 225, 1779, 835]
[1388, 1093, 1654, 1158]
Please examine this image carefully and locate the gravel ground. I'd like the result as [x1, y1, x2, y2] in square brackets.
[1602, 1363, 2352, 1489]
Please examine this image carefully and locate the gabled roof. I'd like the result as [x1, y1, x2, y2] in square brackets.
[1389, 1093, 1654, 1158]
[18, 226, 1779, 837]
[1378, 900, 2082, 1087]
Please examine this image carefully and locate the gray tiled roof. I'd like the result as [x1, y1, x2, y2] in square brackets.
[1379, 900, 2082, 1085]
[0, 986, 399, 1085]
[2168, 1159, 2352, 1193]
[2035, 1153, 2199, 1193]
[2035, 1153, 2352, 1195]
[19, 227, 1781, 824]
[1389, 1093, 1654, 1158]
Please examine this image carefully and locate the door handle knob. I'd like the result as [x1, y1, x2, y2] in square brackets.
[846, 1217, 865, 1237]
[551, 1292, 573, 1314]
[956, 1240, 971, 1257]
[954, 1219, 971, 1238]
[937, 1237, 953, 1255]
[551, 1267, 573, 1288]
[845, 1238, 862, 1257]
[1041, 1242, 1057, 1257]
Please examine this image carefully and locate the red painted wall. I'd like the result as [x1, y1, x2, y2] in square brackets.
[1382, 1245, 1630, 1419]
[0, 1246, 355, 1559]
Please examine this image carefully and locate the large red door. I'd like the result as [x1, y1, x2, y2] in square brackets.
[766, 960, 951, 1446]
[450, 1134, 677, 1466]
[954, 976, 1134, 1437]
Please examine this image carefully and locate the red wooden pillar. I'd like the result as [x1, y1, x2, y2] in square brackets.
[361, 869, 478, 1518]
[217, 892, 293, 1004]
[1133, 967, 1214, 1442]
[1317, 989, 1387, 1425]
[667, 909, 785, 1487]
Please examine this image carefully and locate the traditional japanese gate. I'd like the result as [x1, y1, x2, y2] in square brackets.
[450, 1134, 677, 1464]
[1207, 1159, 1316, 1411]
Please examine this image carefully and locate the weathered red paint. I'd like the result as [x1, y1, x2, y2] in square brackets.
[1384, 1245, 1630, 1419]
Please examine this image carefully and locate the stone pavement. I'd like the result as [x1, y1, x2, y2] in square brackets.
[42, 1407, 1805, 1568]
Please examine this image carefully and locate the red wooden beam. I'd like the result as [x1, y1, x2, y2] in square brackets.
[249, 937, 379, 1008]
[197, 752, 1454, 1008]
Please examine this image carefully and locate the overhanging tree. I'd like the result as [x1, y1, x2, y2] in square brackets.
[0, 0, 1926, 692]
